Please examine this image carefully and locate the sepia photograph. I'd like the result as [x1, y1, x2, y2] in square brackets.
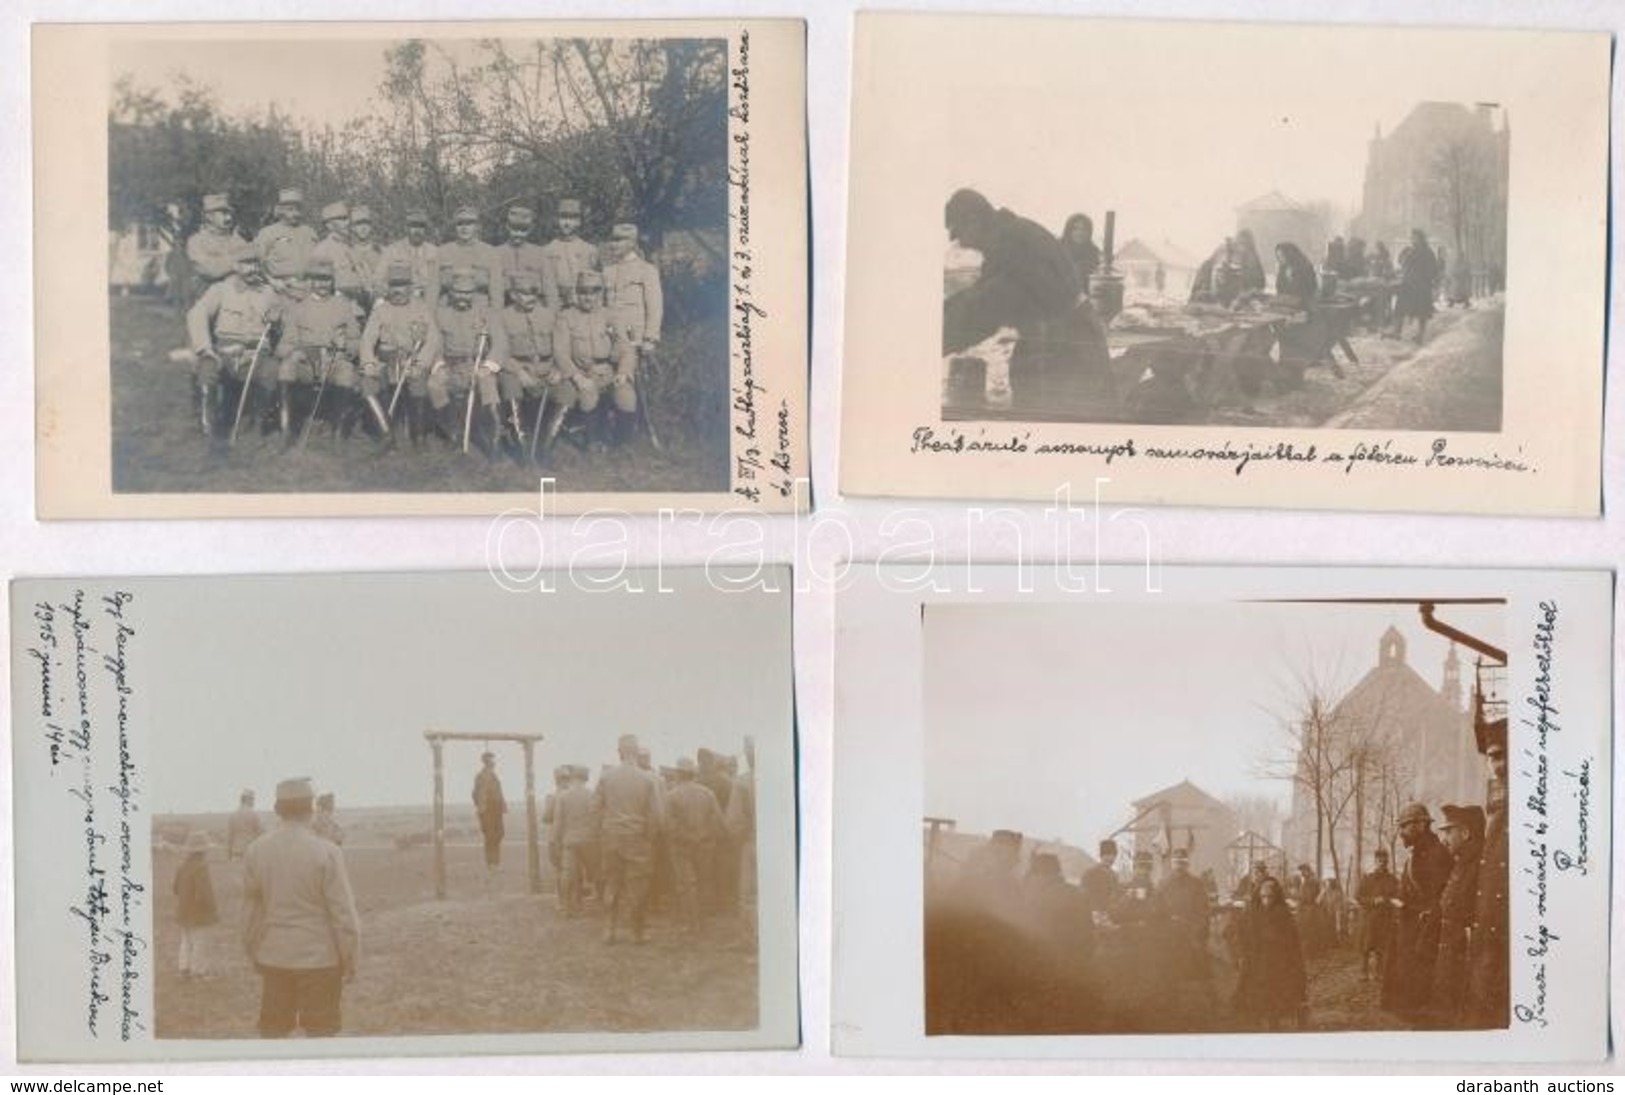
[942, 100, 1509, 430]
[922, 598, 1508, 1036]
[832, 566, 1611, 1059]
[842, 16, 1608, 515]
[36, 21, 809, 517]
[10, 570, 798, 1060]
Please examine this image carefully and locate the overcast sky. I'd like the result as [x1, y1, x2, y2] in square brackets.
[923, 599, 1504, 850]
[144, 571, 789, 813]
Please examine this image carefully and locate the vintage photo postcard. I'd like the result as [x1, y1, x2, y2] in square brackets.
[35, 19, 807, 518]
[842, 15, 1608, 515]
[834, 566, 1611, 1060]
[10, 568, 798, 1061]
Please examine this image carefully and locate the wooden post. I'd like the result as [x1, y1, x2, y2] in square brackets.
[431, 736, 446, 900]
[523, 739, 541, 895]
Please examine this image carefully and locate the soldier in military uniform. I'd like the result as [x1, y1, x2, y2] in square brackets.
[360, 260, 440, 447]
[1155, 847, 1213, 990]
[604, 222, 663, 349]
[253, 187, 318, 290]
[497, 269, 566, 458]
[1355, 848, 1398, 980]
[498, 204, 552, 306]
[185, 243, 281, 447]
[310, 202, 370, 310]
[1430, 803, 1485, 1028]
[312, 792, 345, 846]
[380, 209, 438, 301]
[276, 256, 366, 442]
[1382, 802, 1453, 1020]
[555, 270, 638, 452]
[594, 733, 665, 944]
[347, 205, 382, 310]
[540, 197, 599, 311]
[1080, 839, 1121, 924]
[185, 193, 240, 299]
[436, 205, 504, 308]
[1468, 723, 1510, 1028]
[431, 269, 508, 456]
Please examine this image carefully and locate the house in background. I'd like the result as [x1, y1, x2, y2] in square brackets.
[1113, 237, 1200, 302]
[1235, 190, 1324, 277]
[1117, 778, 1237, 885]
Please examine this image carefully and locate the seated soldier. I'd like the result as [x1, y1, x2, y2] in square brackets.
[498, 269, 568, 462]
[430, 268, 508, 457]
[554, 270, 638, 453]
[185, 242, 281, 447]
[360, 260, 441, 447]
[277, 256, 366, 444]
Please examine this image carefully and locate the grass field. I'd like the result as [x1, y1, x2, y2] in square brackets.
[153, 815, 758, 1039]
[110, 293, 730, 495]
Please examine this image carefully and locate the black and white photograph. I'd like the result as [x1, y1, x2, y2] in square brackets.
[36, 21, 809, 517]
[922, 598, 1509, 1035]
[9, 570, 799, 1060]
[942, 99, 1510, 430]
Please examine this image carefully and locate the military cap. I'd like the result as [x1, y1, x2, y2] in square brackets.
[1170, 846, 1190, 862]
[202, 193, 231, 213]
[507, 204, 535, 225]
[989, 829, 1023, 848]
[557, 197, 583, 217]
[306, 256, 335, 279]
[1397, 802, 1432, 827]
[385, 260, 413, 285]
[611, 222, 639, 242]
[449, 269, 478, 293]
[405, 208, 430, 227]
[349, 204, 373, 224]
[1437, 804, 1486, 836]
[275, 777, 315, 803]
[1098, 838, 1117, 857]
[184, 830, 212, 852]
[1476, 715, 1507, 757]
[576, 269, 605, 292]
[276, 187, 304, 205]
[321, 201, 349, 222]
[239, 788, 255, 802]
[481, 750, 496, 762]
[316, 792, 335, 808]
[508, 269, 541, 293]
[454, 205, 481, 224]
[617, 733, 640, 751]
[1132, 849, 1153, 866]
[676, 756, 697, 774]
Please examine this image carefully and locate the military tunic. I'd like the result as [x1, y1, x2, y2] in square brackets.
[498, 302, 565, 403]
[552, 784, 601, 915]
[186, 277, 281, 386]
[1383, 831, 1452, 1015]
[360, 297, 441, 400]
[498, 240, 553, 305]
[435, 241, 505, 307]
[310, 236, 369, 304]
[186, 227, 240, 288]
[539, 236, 599, 310]
[594, 761, 665, 938]
[379, 240, 438, 300]
[1467, 806, 1510, 1028]
[1431, 834, 1483, 1026]
[253, 221, 318, 280]
[349, 241, 383, 301]
[556, 304, 637, 414]
[279, 294, 363, 388]
[666, 781, 724, 926]
[604, 253, 664, 344]
[431, 301, 506, 409]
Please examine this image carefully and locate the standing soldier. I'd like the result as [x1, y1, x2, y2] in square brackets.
[431, 269, 508, 456]
[241, 777, 361, 1039]
[185, 243, 281, 446]
[498, 204, 553, 306]
[472, 752, 506, 881]
[310, 202, 369, 309]
[312, 792, 345, 846]
[552, 766, 600, 917]
[381, 209, 438, 300]
[227, 788, 263, 861]
[347, 205, 382, 311]
[185, 193, 240, 298]
[604, 222, 663, 351]
[1355, 848, 1398, 981]
[276, 256, 366, 442]
[665, 756, 724, 934]
[594, 734, 665, 945]
[1468, 724, 1510, 1028]
[1080, 839, 1121, 925]
[540, 197, 598, 311]
[497, 269, 564, 456]
[436, 205, 504, 308]
[555, 270, 638, 452]
[1430, 804, 1485, 1028]
[360, 260, 440, 446]
[253, 187, 318, 290]
[542, 765, 569, 895]
[1155, 847, 1213, 992]
[1382, 802, 1452, 1019]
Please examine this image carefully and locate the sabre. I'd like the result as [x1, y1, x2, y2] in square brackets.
[297, 347, 337, 448]
[387, 335, 425, 419]
[462, 332, 490, 454]
[227, 319, 275, 446]
[631, 329, 663, 452]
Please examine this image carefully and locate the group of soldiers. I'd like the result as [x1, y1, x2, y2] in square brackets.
[182, 188, 665, 462]
[925, 722, 1509, 1035]
[474, 734, 757, 945]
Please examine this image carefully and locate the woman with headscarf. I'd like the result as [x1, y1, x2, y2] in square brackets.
[1234, 877, 1308, 1031]
[1390, 229, 1440, 343]
[1058, 214, 1101, 294]
[1273, 243, 1318, 310]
